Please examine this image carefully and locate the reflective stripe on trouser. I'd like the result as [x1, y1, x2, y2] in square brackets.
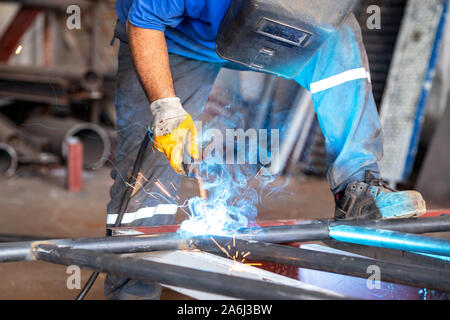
[295, 14, 382, 192]
[106, 21, 221, 228]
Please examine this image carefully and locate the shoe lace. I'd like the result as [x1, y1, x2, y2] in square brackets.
[368, 178, 396, 192]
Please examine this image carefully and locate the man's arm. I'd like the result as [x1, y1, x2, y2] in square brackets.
[125, 20, 199, 175]
[126, 20, 176, 102]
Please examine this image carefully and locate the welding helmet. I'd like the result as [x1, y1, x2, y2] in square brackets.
[216, 0, 358, 79]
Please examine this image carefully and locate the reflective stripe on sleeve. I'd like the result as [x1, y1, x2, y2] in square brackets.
[310, 68, 371, 94]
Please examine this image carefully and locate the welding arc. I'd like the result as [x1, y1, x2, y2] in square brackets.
[35, 244, 345, 300]
[76, 131, 152, 300]
[193, 236, 450, 292]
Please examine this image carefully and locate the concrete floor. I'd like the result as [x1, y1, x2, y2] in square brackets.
[0, 166, 446, 299]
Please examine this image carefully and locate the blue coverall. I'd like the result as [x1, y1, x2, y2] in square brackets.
[105, 0, 383, 298]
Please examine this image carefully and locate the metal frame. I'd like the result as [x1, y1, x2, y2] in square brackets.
[2, 216, 449, 298]
[2, 216, 450, 263]
[193, 236, 450, 292]
[34, 244, 344, 300]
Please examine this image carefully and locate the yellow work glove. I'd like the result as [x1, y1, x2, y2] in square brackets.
[150, 97, 199, 175]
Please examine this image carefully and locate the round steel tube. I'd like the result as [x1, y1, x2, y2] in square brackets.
[0, 143, 18, 176]
[0, 233, 187, 263]
[34, 244, 344, 300]
[24, 116, 111, 169]
[329, 225, 450, 257]
[193, 236, 450, 292]
[238, 216, 450, 243]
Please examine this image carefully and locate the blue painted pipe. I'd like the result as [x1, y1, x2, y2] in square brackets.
[329, 225, 450, 257]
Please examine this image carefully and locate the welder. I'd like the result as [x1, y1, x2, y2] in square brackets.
[105, 0, 426, 299]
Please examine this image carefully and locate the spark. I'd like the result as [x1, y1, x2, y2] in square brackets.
[209, 236, 262, 273]
[136, 234, 160, 238]
[15, 45, 23, 55]
[179, 206, 191, 218]
[154, 179, 172, 198]
[138, 172, 148, 182]
[210, 236, 232, 259]
[126, 182, 136, 190]
[254, 167, 263, 179]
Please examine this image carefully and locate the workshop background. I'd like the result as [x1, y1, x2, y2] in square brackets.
[0, 0, 449, 299]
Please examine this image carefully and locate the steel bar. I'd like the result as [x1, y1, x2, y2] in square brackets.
[34, 244, 344, 300]
[324, 240, 450, 273]
[238, 216, 450, 243]
[0, 65, 107, 105]
[0, 233, 186, 263]
[329, 225, 450, 257]
[193, 236, 450, 292]
[1, 216, 450, 263]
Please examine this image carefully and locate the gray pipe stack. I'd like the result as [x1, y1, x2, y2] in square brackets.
[0, 114, 57, 176]
[24, 116, 111, 169]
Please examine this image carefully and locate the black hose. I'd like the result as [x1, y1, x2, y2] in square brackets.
[75, 271, 99, 300]
[76, 131, 151, 300]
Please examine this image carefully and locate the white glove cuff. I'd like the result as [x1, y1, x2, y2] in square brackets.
[150, 97, 188, 136]
[150, 97, 186, 120]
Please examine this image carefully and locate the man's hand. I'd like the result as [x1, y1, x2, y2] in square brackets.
[151, 97, 199, 174]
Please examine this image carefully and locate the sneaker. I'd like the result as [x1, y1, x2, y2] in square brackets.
[334, 172, 426, 220]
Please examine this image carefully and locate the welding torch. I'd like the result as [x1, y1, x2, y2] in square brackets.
[182, 139, 215, 200]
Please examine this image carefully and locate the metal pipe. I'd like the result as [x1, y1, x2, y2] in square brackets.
[34, 244, 344, 300]
[193, 236, 450, 292]
[0, 143, 18, 176]
[0, 233, 187, 263]
[238, 216, 450, 243]
[24, 116, 111, 169]
[324, 239, 450, 273]
[329, 225, 450, 257]
[1, 216, 450, 263]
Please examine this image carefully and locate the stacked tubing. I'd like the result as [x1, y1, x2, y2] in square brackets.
[1, 216, 449, 294]
[0, 115, 22, 176]
[24, 116, 111, 169]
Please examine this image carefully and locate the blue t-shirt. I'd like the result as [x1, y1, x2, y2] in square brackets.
[116, 0, 231, 63]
